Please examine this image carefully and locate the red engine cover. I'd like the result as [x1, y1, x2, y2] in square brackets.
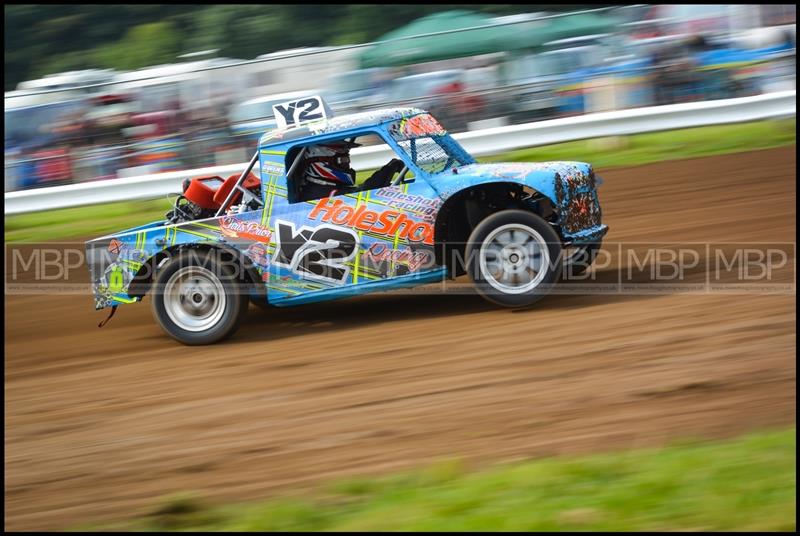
[183, 175, 225, 210]
[213, 172, 261, 206]
[183, 173, 262, 210]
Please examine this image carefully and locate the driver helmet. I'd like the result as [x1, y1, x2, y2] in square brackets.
[304, 141, 359, 186]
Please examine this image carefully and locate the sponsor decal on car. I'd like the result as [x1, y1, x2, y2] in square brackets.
[247, 242, 271, 268]
[261, 162, 285, 176]
[220, 216, 273, 243]
[308, 198, 435, 245]
[390, 113, 447, 139]
[272, 220, 358, 284]
[376, 188, 441, 221]
[107, 238, 124, 255]
[362, 243, 434, 272]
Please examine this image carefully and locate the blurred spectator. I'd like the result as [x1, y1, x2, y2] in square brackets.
[651, 37, 700, 105]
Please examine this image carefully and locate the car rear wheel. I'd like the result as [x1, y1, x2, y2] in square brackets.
[466, 209, 562, 308]
[152, 250, 248, 345]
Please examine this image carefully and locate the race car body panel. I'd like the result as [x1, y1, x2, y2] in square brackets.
[426, 161, 607, 243]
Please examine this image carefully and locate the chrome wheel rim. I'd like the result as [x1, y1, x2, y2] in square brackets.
[479, 223, 550, 294]
[164, 266, 226, 332]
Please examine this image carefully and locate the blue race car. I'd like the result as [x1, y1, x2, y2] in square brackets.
[86, 97, 608, 344]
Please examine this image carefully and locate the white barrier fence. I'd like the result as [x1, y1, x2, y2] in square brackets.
[5, 90, 795, 215]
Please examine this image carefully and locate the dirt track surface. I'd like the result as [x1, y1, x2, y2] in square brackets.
[5, 147, 796, 531]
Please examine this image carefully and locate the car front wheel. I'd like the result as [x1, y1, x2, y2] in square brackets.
[466, 209, 562, 308]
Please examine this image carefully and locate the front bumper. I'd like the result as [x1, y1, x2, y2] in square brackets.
[554, 169, 607, 241]
[86, 235, 144, 310]
[564, 224, 609, 244]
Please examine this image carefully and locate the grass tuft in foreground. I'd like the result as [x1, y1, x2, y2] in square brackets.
[79, 427, 796, 532]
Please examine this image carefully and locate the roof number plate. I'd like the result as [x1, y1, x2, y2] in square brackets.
[272, 95, 330, 129]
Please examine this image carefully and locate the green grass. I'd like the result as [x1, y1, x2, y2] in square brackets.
[6, 118, 795, 243]
[5, 198, 173, 243]
[78, 427, 796, 532]
[481, 117, 796, 169]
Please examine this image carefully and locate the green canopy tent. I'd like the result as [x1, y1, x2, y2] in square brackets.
[359, 10, 532, 69]
[359, 10, 623, 69]
[544, 12, 622, 43]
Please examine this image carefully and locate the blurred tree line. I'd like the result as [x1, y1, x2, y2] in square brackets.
[5, 4, 608, 91]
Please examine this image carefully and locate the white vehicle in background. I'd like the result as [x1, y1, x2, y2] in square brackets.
[383, 68, 500, 131]
[111, 58, 246, 120]
[5, 89, 75, 109]
[319, 67, 388, 115]
[245, 46, 362, 98]
[501, 36, 610, 121]
[15, 69, 118, 95]
[7, 69, 119, 109]
[500, 53, 561, 121]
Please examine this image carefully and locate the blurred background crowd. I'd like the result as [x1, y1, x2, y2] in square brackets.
[4, 4, 796, 192]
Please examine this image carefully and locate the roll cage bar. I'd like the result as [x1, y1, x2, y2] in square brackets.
[214, 147, 309, 217]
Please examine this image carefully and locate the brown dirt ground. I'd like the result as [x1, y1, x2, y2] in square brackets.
[4, 147, 797, 531]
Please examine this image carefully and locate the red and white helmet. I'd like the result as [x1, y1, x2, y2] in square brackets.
[305, 141, 358, 186]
